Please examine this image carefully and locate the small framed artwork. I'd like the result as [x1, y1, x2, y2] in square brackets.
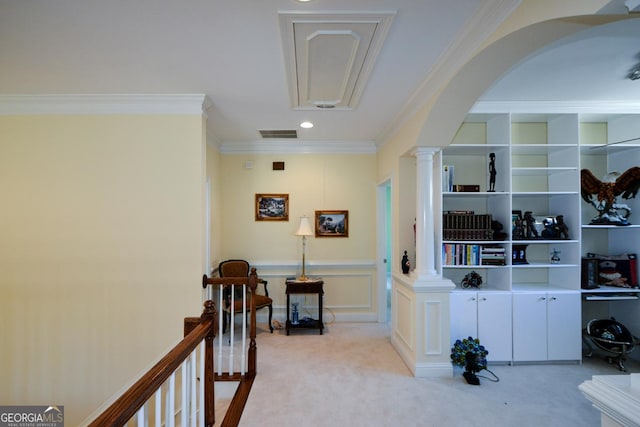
[315, 210, 348, 237]
[255, 194, 289, 221]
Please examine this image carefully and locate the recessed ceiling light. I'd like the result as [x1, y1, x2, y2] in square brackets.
[300, 121, 314, 129]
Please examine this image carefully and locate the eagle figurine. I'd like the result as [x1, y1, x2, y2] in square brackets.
[581, 167, 640, 225]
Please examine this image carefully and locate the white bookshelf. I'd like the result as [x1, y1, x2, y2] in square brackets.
[579, 116, 640, 352]
[444, 110, 640, 363]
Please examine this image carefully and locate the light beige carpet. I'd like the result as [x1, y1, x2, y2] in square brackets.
[219, 322, 637, 427]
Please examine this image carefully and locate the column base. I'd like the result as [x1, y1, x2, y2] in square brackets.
[391, 274, 455, 378]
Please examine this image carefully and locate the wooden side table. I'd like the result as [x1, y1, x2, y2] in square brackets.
[285, 278, 324, 335]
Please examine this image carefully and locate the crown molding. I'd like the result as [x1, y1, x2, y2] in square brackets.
[0, 94, 210, 115]
[219, 140, 377, 154]
[471, 100, 640, 115]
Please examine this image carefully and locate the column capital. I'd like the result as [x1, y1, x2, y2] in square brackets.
[411, 146, 441, 158]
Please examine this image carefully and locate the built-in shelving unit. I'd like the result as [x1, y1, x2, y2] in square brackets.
[442, 109, 640, 364]
[579, 116, 640, 343]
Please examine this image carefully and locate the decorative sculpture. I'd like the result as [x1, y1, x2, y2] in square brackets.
[461, 271, 483, 288]
[488, 153, 496, 192]
[581, 167, 640, 225]
[523, 211, 539, 239]
[401, 250, 410, 274]
[540, 215, 570, 240]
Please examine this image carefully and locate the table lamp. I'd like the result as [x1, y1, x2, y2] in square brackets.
[295, 216, 314, 281]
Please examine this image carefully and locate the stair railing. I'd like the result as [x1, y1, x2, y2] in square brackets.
[87, 269, 260, 427]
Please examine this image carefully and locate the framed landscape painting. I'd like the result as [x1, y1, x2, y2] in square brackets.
[255, 194, 289, 221]
[315, 210, 348, 237]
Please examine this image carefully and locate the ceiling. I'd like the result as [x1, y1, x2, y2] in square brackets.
[479, 15, 640, 104]
[1, 1, 639, 149]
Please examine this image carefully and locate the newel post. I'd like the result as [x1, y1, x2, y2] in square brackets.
[247, 268, 258, 379]
[201, 300, 217, 426]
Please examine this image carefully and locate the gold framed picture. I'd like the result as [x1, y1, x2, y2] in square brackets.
[255, 194, 289, 221]
[315, 210, 348, 237]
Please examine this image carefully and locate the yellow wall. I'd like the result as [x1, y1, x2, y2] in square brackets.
[206, 139, 222, 273]
[0, 115, 206, 425]
[218, 153, 378, 320]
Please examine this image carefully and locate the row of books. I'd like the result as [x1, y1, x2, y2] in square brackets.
[443, 212, 493, 241]
[442, 244, 506, 266]
[442, 164, 481, 192]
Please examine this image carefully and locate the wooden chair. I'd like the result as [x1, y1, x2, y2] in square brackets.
[219, 259, 274, 334]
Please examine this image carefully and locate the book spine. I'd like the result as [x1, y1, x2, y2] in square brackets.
[452, 184, 480, 192]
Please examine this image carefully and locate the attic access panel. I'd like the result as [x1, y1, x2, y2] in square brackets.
[279, 12, 395, 110]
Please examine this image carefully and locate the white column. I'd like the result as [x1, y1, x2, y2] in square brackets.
[391, 147, 455, 378]
[413, 147, 439, 280]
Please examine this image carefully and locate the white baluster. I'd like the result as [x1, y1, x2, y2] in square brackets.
[241, 284, 247, 376]
[229, 284, 235, 374]
[199, 341, 205, 426]
[181, 361, 188, 426]
[136, 405, 145, 425]
[167, 373, 175, 427]
[218, 285, 223, 376]
[190, 351, 197, 426]
[154, 386, 162, 427]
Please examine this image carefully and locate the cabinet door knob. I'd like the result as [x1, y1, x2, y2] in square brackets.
[550, 296, 557, 301]
[540, 297, 546, 301]
[470, 297, 476, 301]
[481, 297, 487, 301]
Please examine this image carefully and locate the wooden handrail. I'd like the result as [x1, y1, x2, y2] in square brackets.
[90, 270, 261, 427]
[89, 300, 217, 427]
[203, 268, 258, 381]
[203, 269, 259, 426]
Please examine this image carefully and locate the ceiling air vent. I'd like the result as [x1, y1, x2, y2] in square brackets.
[259, 129, 298, 139]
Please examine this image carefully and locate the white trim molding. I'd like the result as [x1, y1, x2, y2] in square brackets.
[0, 94, 211, 115]
[471, 100, 640, 115]
[219, 140, 377, 155]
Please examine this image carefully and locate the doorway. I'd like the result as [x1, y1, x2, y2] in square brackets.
[377, 179, 392, 323]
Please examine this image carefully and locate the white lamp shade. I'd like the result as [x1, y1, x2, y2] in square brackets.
[295, 217, 314, 236]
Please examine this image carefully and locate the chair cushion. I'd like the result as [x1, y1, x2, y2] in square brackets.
[227, 294, 273, 313]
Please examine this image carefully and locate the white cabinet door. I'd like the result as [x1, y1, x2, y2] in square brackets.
[547, 291, 581, 360]
[450, 292, 478, 346]
[513, 292, 547, 361]
[478, 292, 512, 362]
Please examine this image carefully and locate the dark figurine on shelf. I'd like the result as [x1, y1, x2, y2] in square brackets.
[523, 211, 539, 239]
[555, 215, 570, 239]
[541, 215, 570, 240]
[491, 220, 508, 241]
[541, 217, 557, 239]
[556, 215, 569, 240]
[461, 271, 483, 288]
[512, 217, 524, 240]
[488, 153, 496, 192]
[402, 250, 410, 274]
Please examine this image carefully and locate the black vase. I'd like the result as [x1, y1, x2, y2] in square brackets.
[401, 251, 410, 274]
